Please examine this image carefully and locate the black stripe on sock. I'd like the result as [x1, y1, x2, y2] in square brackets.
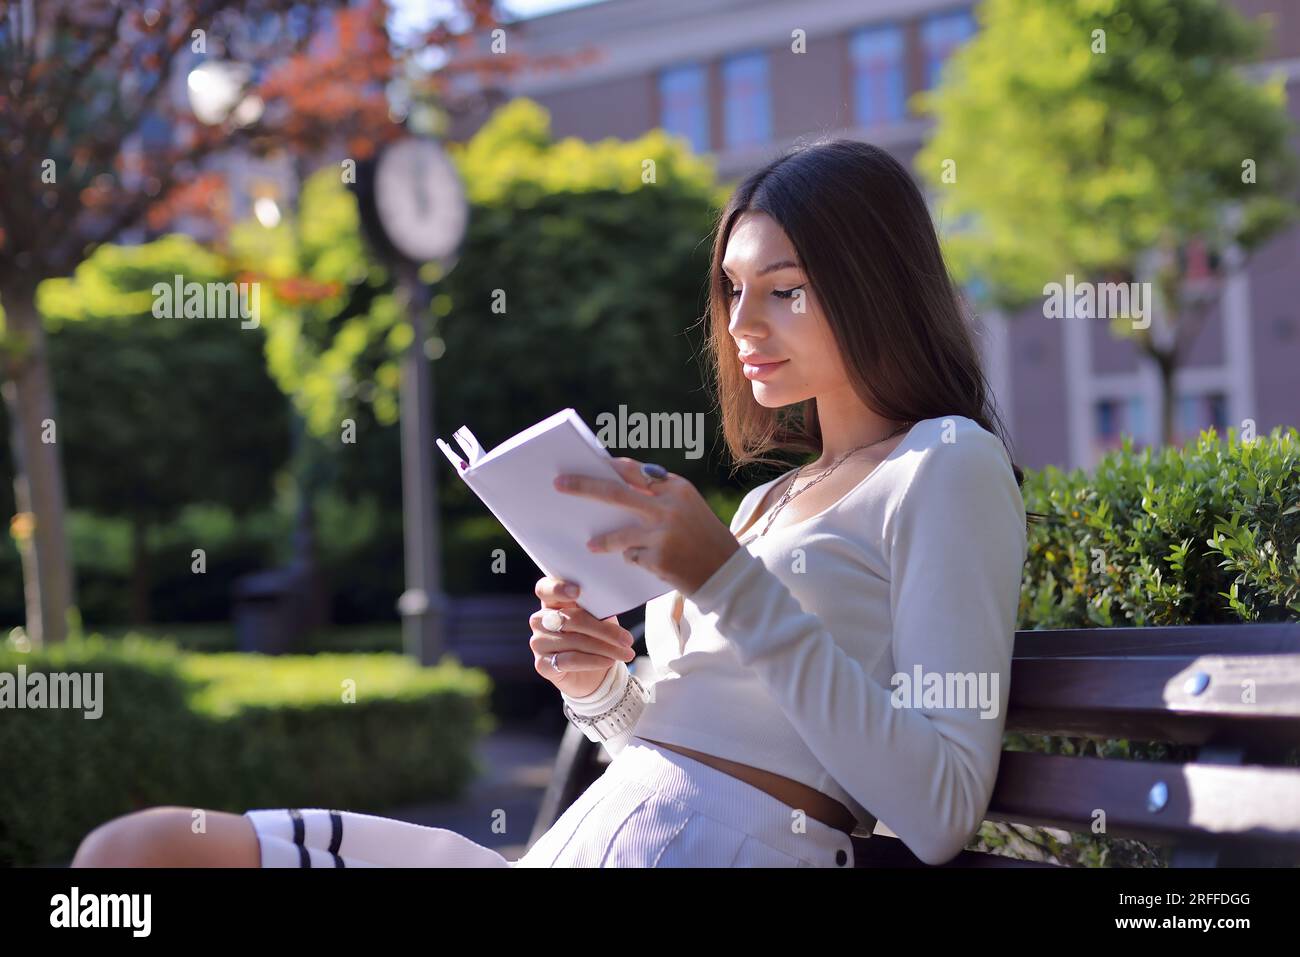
[329, 811, 345, 867]
[288, 809, 311, 867]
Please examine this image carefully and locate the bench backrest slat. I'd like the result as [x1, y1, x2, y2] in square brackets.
[1013, 624, 1300, 658]
[1005, 654, 1300, 748]
[987, 751, 1300, 848]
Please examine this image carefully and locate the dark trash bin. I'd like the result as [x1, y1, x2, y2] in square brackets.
[232, 567, 307, 655]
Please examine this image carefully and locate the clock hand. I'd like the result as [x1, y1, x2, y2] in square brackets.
[410, 153, 431, 216]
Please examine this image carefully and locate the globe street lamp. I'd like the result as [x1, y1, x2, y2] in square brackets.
[185, 60, 264, 128]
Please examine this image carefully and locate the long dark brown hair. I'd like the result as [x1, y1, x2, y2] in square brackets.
[701, 137, 1040, 523]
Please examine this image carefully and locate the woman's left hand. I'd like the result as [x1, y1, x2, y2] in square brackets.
[554, 458, 741, 597]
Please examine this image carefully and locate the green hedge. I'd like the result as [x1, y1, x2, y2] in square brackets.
[977, 426, 1300, 866]
[95, 623, 406, 655]
[0, 635, 493, 867]
[1020, 425, 1299, 629]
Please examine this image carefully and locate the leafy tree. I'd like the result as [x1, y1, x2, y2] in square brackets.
[21, 236, 289, 623]
[437, 99, 728, 487]
[915, 0, 1297, 446]
[229, 168, 405, 437]
[0, 0, 529, 645]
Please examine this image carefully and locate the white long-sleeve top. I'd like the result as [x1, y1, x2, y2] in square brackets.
[561, 415, 1027, 865]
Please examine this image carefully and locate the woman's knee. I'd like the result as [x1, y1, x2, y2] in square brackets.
[72, 806, 261, 868]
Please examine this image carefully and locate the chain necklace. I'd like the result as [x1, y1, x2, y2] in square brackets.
[756, 421, 913, 539]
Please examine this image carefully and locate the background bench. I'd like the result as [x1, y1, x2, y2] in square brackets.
[444, 595, 541, 681]
[530, 621, 1300, 866]
[444, 594, 557, 717]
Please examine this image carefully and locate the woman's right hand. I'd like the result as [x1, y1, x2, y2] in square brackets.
[531, 576, 637, 698]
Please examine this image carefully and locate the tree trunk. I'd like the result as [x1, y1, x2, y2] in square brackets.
[293, 487, 328, 632]
[290, 410, 328, 634]
[1156, 348, 1177, 449]
[129, 513, 151, 626]
[0, 282, 75, 646]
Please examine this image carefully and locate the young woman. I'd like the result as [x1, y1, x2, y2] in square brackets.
[71, 138, 1028, 869]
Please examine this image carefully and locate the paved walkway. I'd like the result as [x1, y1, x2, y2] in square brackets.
[379, 719, 564, 861]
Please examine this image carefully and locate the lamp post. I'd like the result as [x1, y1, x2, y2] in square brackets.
[354, 137, 467, 665]
[394, 261, 446, 664]
[188, 59, 328, 646]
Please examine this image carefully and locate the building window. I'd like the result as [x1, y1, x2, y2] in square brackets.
[850, 24, 906, 127]
[1175, 392, 1228, 445]
[722, 51, 771, 150]
[926, 192, 986, 298]
[921, 7, 976, 90]
[659, 63, 710, 154]
[1094, 395, 1150, 455]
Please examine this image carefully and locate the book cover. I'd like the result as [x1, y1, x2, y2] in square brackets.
[438, 408, 673, 619]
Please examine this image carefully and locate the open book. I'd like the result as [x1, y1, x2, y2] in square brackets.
[437, 408, 674, 619]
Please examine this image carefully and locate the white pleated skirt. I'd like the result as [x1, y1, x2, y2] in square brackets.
[244, 737, 857, 868]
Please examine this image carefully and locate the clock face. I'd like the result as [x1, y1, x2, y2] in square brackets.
[373, 138, 468, 264]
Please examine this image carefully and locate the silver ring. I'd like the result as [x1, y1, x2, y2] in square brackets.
[549, 652, 563, 675]
[541, 609, 565, 632]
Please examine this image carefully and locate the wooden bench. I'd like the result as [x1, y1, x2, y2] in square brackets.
[442, 594, 562, 718]
[530, 622, 1300, 866]
[443, 594, 543, 683]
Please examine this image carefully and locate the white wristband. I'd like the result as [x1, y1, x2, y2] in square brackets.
[562, 671, 651, 744]
[561, 660, 629, 716]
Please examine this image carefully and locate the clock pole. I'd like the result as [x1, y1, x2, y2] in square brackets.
[396, 260, 446, 666]
[352, 137, 465, 668]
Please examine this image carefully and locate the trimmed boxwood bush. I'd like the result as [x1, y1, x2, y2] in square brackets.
[0, 635, 493, 867]
[973, 426, 1300, 866]
[1020, 426, 1299, 629]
